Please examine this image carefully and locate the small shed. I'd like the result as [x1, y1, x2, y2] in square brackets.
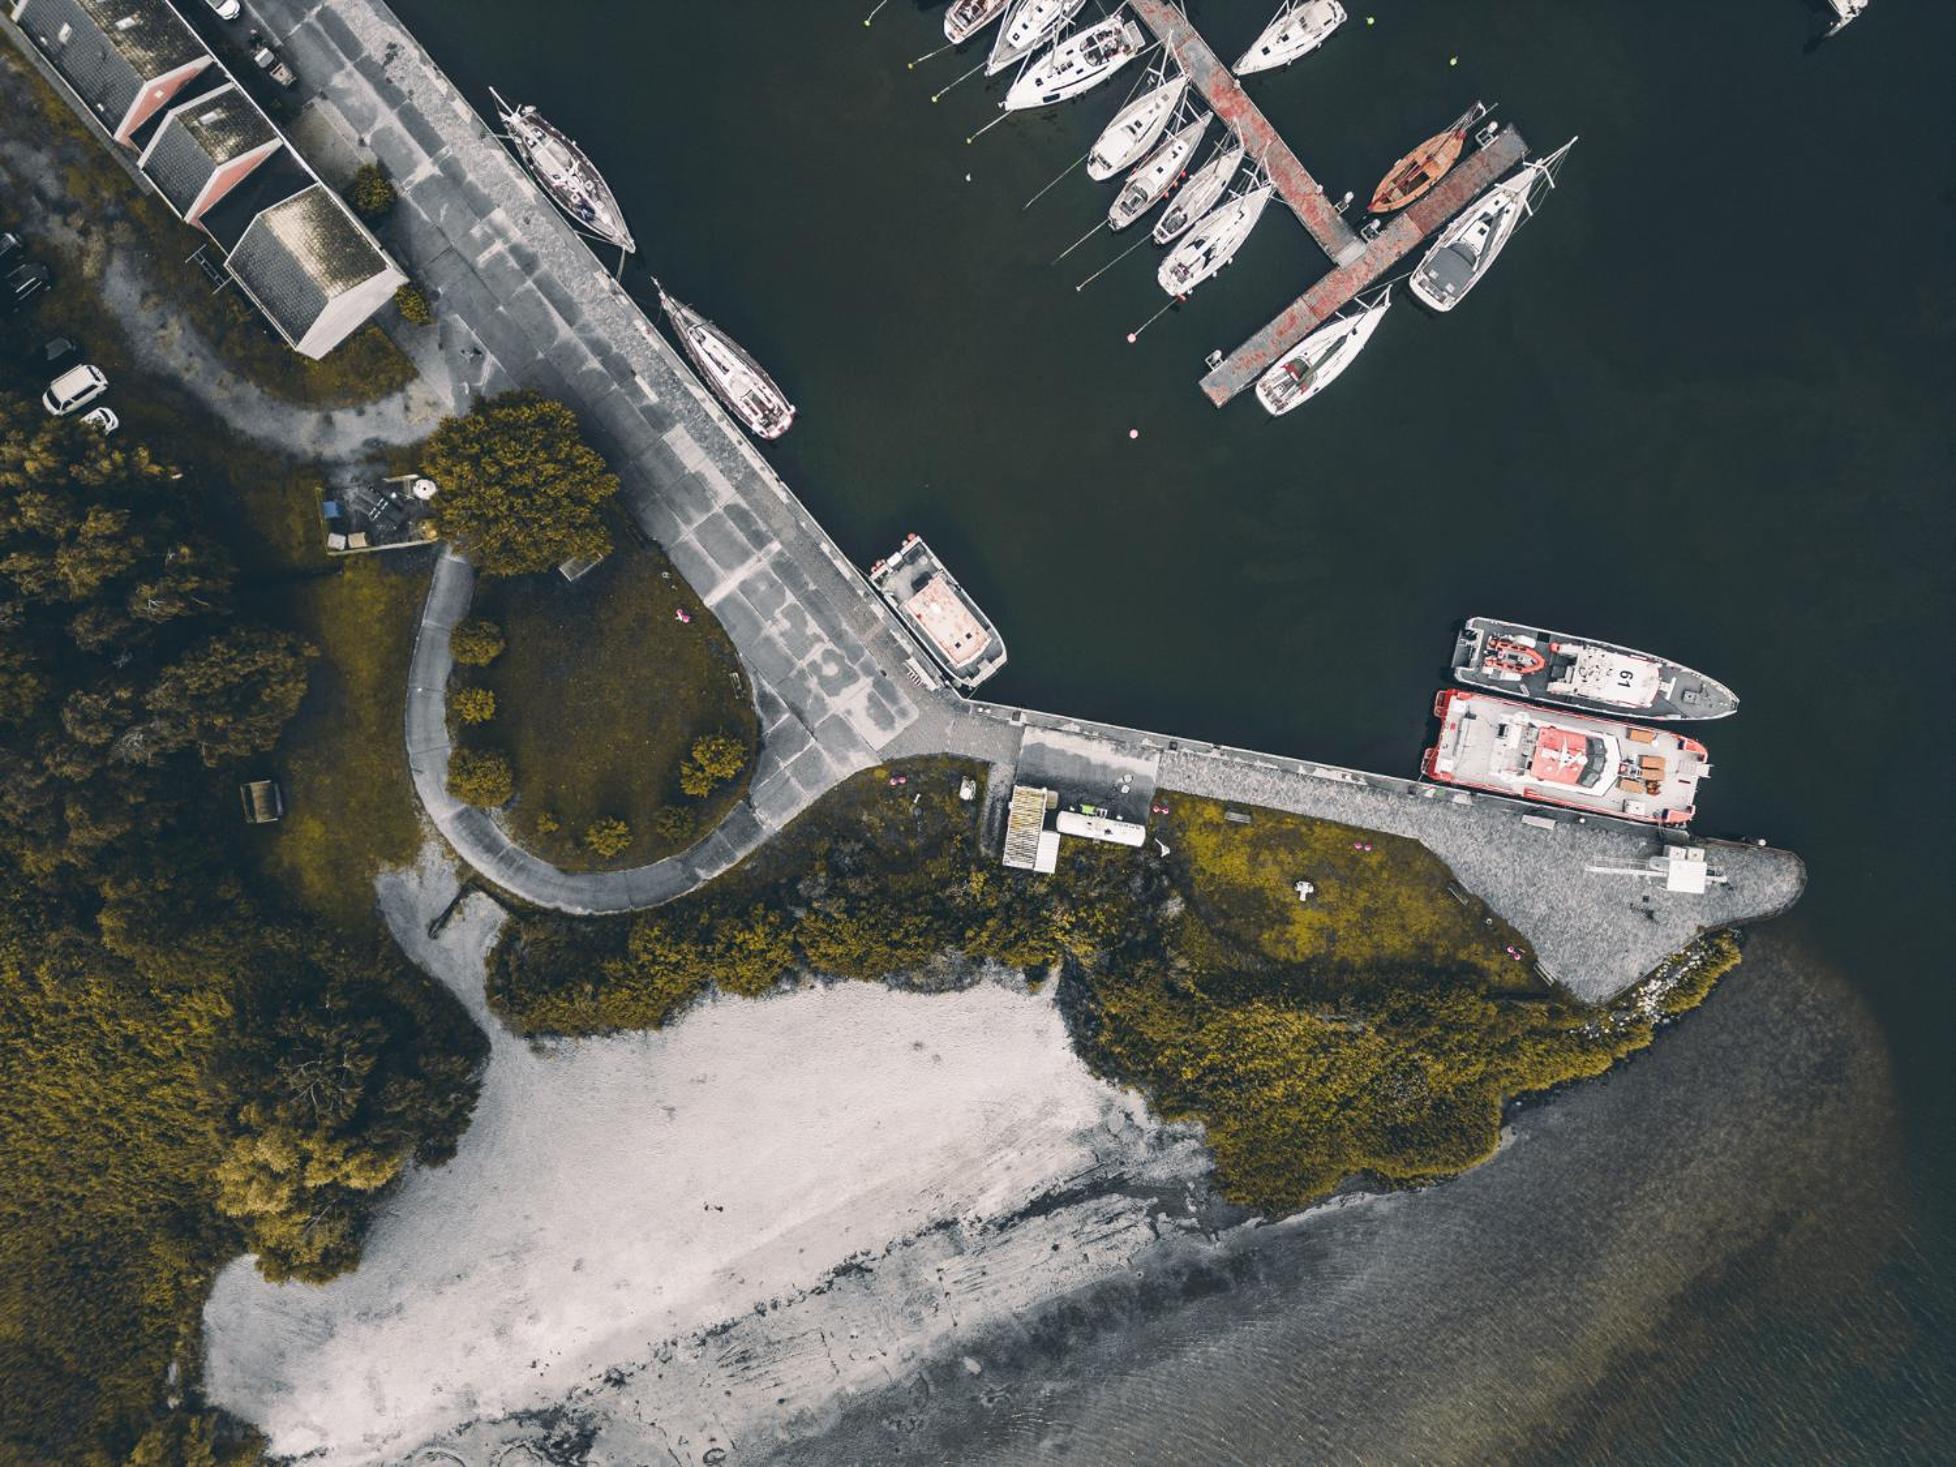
[239, 779, 284, 825]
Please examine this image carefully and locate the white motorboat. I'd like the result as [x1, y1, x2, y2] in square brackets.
[945, 0, 1011, 45]
[1234, 0, 1347, 76]
[1108, 111, 1210, 230]
[1158, 181, 1273, 296]
[1823, 0, 1870, 35]
[655, 283, 796, 441]
[1254, 287, 1393, 416]
[1086, 68, 1187, 181]
[1408, 138, 1574, 313]
[490, 88, 634, 252]
[1005, 14, 1148, 110]
[1153, 137, 1245, 243]
[988, 0, 1089, 76]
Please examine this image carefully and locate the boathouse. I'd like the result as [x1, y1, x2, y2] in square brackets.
[136, 81, 282, 225]
[9, 0, 211, 144]
[223, 184, 404, 358]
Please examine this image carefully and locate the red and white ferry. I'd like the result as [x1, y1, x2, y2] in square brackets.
[1423, 689, 1709, 826]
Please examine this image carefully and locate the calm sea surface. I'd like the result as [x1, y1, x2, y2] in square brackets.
[387, 1, 1952, 1457]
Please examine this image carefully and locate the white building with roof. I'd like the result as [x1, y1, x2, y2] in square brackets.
[224, 183, 404, 358]
[10, 0, 212, 143]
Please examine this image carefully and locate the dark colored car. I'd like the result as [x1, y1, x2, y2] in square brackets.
[6, 261, 51, 310]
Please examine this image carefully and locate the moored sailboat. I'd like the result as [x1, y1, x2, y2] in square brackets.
[1153, 136, 1246, 243]
[1233, 0, 1347, 76]
[654, 282, 796, 441]
[1005, 13, 1148, 110]
[945, 0, 1011, 46]
[988, 0, 1089, 76]
[1108, 110, 1210, 229]
[490, 88, 634, 252]
[1086, 66, 1187, 181]
[1158, 179, 1273, 296]
[1369, 102, 1485, 213]
[1408, 137, 1574, 313]
[1253, 286, 1392, 415]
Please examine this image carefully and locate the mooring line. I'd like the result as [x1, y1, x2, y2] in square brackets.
[1023, 152, 1089, 210]
[1052, 217, 1108, 264]
[1075, 233, 1150, 292]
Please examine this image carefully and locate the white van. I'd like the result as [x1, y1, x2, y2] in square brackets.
[42, 364, 108, 416]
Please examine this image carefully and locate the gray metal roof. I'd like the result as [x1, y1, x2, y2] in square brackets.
[16, 0, 206, 126]
[225, 184, 393, 341]
[141, 84, 278, 216]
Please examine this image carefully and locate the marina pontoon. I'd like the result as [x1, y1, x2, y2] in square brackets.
[1005, 13, 1148, 109]
[1109, 110, 1210, 229]
[1451, 617, 1739, 721]
[1086, 66, 1187, 181]
[988, 0, 1090, 76]
[490, 88, 634, 252]
[1424, 689, 1710, 826]
[1158, 180, 1273, 296]
[1233, 0, 1347, 76]
[1369, 102, 1485, 213]
[1409, 138, 1575, 313]
[654, 283, 795, 441]
[1253, 286, 1392, 415]
[945, 0, 1011, 45]
[1153, 136, 1246, 243]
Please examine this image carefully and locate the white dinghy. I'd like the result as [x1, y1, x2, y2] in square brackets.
[1254, 286, 1393, 416]
[1234, 0, 1347, 76]
[1409, 138, 1574, 313]
[1005, 14, 1149, 110]
[655, 282, 796, 441]
[1153, 136, 1246, 243]
[945, 0, 1011, 46]
[988, 0, 1089, 76]
[1158, 178, 1274, 296]
[1086, 66, 1187, 181]
[1108, 110, 1210, 230]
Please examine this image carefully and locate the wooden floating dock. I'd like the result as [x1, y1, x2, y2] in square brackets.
[1127, 0, 1363, 267]
[1200, 124, 1528, 405]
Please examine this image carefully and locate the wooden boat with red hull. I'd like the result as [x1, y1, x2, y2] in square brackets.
[1369, 102, 1484, 213]
[1423, 689, 1711, 827]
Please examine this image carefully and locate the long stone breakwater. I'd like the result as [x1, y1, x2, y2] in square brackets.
[256, 0, 1802, 1004]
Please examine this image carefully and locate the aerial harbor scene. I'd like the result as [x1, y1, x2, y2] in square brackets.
[0, 1, 1947, 1464]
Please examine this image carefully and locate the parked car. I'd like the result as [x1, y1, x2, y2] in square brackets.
[80, 406, 120, 435]
[42, 364, 108, 416]
[252, 46, 296, 88]
[204, 0, 243, 18]
[6, 261, 50, 311]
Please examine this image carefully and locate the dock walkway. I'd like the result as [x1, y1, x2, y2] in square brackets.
[1127, 0, 1362, 265]
[1201, 124, 1528, 404]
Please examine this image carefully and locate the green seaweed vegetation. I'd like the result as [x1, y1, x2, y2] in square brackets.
[0, 397, 485, 1461]
[456, 551, 758, 870]
[491, 759, 1743, 1215]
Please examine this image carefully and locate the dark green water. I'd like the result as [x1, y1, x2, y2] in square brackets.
[391, 0, 1953, 1456]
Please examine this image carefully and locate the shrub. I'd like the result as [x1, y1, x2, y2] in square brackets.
[451, 687, 496, 724]
[448, 618, 505, 667]
[651, 806, 695, 843]
[679, 731, 748, 798]
[346, 164, 396, 219]
[447, 748, 512, 807]
[534, 810, 560, 836]
[394, 282, 435, 326]
[583, 818, 631, 859]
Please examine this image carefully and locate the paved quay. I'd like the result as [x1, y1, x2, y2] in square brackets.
[263, 0, 1802, 998]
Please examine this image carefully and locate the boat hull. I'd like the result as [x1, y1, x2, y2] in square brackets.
[1369, 123, 1467, 213]
[1408, 174, 1526, 312]
[1234, 0, 1347, 76]
[1451, 617, 1739, 721]
[1087, 75, 1187, 181]
[1005, 16, 1147, 109]
[988, 0, 1089, 76]
[1158, 185, 1272, 295]
[499, 102, 634, 253]
[663, 296, 796, 442]
[1154, 140, 1245, 243]
[1254, 289, 1391, 415]
[1109, 114, 1210, 229]
[946, 0, 1010, 45]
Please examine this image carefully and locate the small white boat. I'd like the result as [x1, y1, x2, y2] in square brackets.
[1158, 181, 1273, 296]
[1086, 69, 1187, 181]
[1823, 0, 1869, 35]
[655, 283, 796, 441]
[1005, 14, 1148, 110]
[946, 0, 1011, 45]
[1153, 137, 1245, 243]
[1108, 111, 1210, 230]
[1409, 138, 1574, 313]
[490, 88, 633, 252]
[988, 0, 1089, 76]
[1254, 287, 1393, 416]
[1234, 0, 1347, 76]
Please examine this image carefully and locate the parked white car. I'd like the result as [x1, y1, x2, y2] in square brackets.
[42, 364, 108, 416]
[205, 0, 243, 20]
[80, 406, 120, 435]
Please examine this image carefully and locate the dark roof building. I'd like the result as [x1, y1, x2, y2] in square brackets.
[136, 81, 281, 224]
[225, 184, 406, 358]
[10, 0, 213, 143]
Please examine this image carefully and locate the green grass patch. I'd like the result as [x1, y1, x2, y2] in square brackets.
[464, 550, 758, 870]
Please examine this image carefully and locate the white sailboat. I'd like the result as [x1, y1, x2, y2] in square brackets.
[988, 0, 1089, 76]
[1254, 286, 1393, 416]
[945, 0, 1011, 45]
[1108, 110, 1210, 230]
[1234, 0, 1347, 76]
[1005, 13, 1149, 110]
[1158, 179, 1274, 296]
[1086, 67, 1187, 181]
[1823, 0, 1870, 35]
[490, 88, 634, 252]
[654, 282, 796, 441]
[1408, 138, 1574, 313]
[1153, 136, 1246, 243]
